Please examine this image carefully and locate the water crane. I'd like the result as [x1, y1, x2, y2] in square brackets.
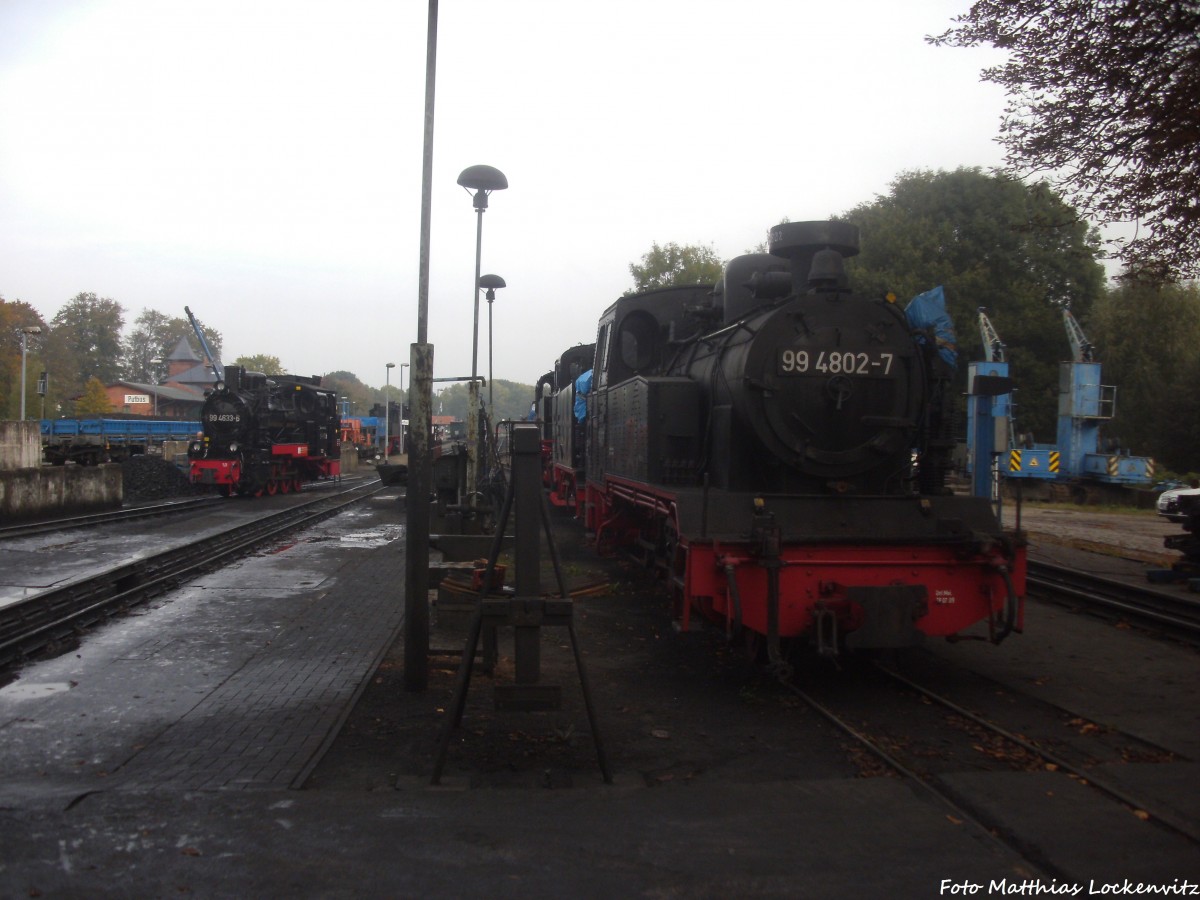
[184, 306, 224, 384]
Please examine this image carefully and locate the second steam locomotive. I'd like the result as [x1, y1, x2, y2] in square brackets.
[188, 366, 341, 496]
[540, 221, 1026, 663]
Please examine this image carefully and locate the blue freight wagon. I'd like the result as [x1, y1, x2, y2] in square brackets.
[41, 418, 202, 466]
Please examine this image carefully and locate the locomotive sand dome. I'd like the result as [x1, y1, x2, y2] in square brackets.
[544, 219, 1026, 663]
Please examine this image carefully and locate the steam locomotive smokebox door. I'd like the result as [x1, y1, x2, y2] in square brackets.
[844, 585, 928, 648]
[608, 377, 701, 484]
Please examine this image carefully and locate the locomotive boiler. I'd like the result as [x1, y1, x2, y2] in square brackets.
[561, 221, 1025, 664]
[188, 366, 341, 496]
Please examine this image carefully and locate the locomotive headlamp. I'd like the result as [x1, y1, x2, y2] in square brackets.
[229, 442, 239, 453]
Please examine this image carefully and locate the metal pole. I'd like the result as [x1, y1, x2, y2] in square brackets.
[488, 294, 494, 410]
[19, 332, 28, 420]
[405, 0, 438, 692]
[400, 363, 409, 454]
[384, 363, 393, 458]
[466, 207, 483, 514]
[470, 210, 483, 386]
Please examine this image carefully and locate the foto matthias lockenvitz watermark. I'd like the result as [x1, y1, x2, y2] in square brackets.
[940, 880, 1200, 896]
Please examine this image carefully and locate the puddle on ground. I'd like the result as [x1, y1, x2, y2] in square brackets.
[339, 526, 405, 549]
[0, 682, 74, 701]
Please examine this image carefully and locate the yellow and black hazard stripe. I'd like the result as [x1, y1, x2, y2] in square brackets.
[1009, 449, 1060, 473]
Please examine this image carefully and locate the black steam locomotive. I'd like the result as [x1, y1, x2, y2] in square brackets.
[188, 366, 341, 496]
[546, 221, 1026, 662]
[536, 342, 594, 506]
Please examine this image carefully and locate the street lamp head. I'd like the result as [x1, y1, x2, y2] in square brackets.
[21, 325, 42, 335]
[386, 362, 396, 370]
[457, 165, 508, 211]
[479, 273, 506, 301]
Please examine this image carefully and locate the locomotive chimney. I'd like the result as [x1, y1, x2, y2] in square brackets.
[767, 221, 860, 295]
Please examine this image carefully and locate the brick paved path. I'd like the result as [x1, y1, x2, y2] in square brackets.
[114, 532, 407, 791]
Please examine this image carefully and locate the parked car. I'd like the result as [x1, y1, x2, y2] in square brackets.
[1156, 485, 1200, 522]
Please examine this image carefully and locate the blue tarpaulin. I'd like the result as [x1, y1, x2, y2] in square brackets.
[905, 285, 958, 369]
[574, 369, 592, 422]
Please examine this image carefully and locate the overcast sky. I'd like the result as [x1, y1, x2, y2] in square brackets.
[0, 0, 1011, 390]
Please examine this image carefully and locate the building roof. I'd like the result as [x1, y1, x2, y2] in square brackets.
[169, 364, 223, 389]
[167, 336, 202, 363]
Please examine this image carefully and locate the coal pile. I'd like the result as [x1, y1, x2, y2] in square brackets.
[122, 455, 205, 501]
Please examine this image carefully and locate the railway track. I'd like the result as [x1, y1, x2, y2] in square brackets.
[0, 496, 224, 541]
[1028, 559, 1200, 641]
[780, 660, 1199, 879]
[0, 481, 385, 669]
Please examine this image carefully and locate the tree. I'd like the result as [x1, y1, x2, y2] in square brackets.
[626, 242, 725, 295]
[321, 370, 370, 416]
[839, 168, 1106, 442]
[76, 376, 113, 414]
[1, 296, 48, 420]
[1088, 278, 1200, 470]
[123, 308, 224, 381]
[47, 293, 125, 395]
[930, 0, 1200, 282]
[122, 309, 174, 382]
[233, 354, 286, 375]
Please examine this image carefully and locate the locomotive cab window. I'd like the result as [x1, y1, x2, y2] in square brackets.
[617, 311, 659, 376]
[595, 321, 613, 387]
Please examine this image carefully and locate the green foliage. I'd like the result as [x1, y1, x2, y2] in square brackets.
[433, 379, 536, 423]
[840, 168, 1105, 441]
[626, 242, 725, 295]
[1089, 280, 1200, 470]
[76, 376, 113, 414]
[47, 292, 126, 398]
[321, 370, 371, 416]
[1, 297, 48, 419]
[930, 0, 1200, 282]
[233, 354, 286, 375]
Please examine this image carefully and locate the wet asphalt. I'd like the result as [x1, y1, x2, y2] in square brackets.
[1, 491, 1198, 898]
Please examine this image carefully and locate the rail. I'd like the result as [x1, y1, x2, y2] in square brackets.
[0, 482, 383, 668]
[1027, 560, 1200, 641]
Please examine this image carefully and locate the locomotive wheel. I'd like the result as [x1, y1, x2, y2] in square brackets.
[292, 477, 303, 493]
[279, 477, 291, 494]
[265, 479, 278, 496]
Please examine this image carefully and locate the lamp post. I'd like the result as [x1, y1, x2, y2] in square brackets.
[19, 326, 42, 420]
[399, 362, 409, 453]
[457, 164, 508, 511]
[479, 274, 506, 410]
[384, 362, 395, 458]
[149, 357, 163, 416]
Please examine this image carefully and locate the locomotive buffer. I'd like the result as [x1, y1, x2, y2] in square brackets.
[431, 424, 611, 784]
